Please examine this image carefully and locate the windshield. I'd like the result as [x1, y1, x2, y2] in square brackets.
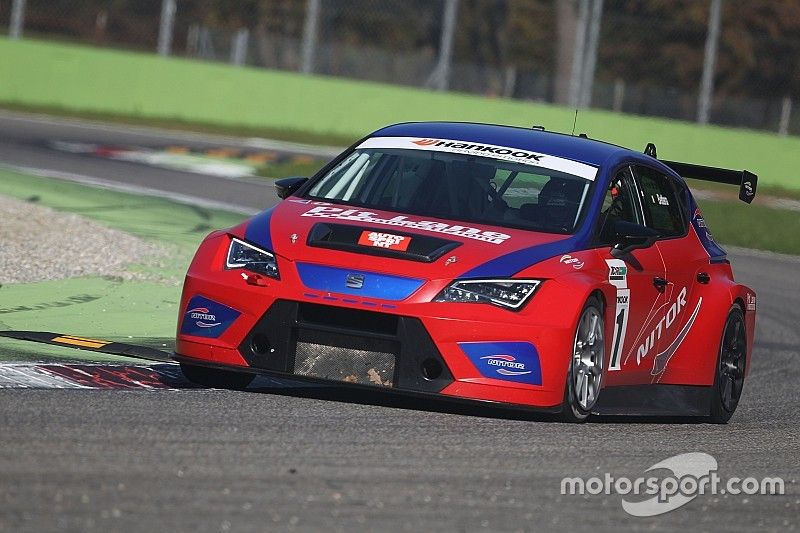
[306, 136, 597, 234]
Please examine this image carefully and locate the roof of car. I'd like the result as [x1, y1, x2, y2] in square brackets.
[371, 122, 635, 168]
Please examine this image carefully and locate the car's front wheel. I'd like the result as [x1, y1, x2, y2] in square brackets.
[560, 296, 605, 422]
[709, 305, 747, 423]
[180, 363, 255, 390]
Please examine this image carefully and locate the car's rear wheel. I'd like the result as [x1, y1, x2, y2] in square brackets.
[180, 363, 255, 390]
[709, 305, 747, 424]
[560, 296, 605, 422]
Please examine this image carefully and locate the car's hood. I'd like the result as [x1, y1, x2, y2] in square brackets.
[243, 199, 574, 280]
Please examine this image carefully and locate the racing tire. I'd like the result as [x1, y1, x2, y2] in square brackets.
[559, 295, 605, 423]
[709, 305, 747, 424]
[180, 363, 255, 391]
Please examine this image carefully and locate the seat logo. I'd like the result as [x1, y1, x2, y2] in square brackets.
[345, 274, 365, 289]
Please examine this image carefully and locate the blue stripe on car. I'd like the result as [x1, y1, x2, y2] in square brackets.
[244, 207, 275, 251]
[296, 263, 424, 301]
[461, 236, 582, 278]
[687, 193, 727, 262]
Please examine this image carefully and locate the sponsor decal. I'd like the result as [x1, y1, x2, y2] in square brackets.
[290, 233, 298, 244]
[652, 194, 670, 206]
[186, 307, 221, 328]
[693, 208, 715, 243]
[459, 341, 542, 385]
[480, 354, 531, 376]
[746, 293, 756, 311]
[444, 255, 458, 266]
[609, 265, 628, 282]
[356, 136, 598, 180]
[633, 287, 702, 372]
[560, 254, 584, 270]
[301, 206, 511, 244]
[411, 139, 439, 146]
[180, 296, 241, 338]
[651, 296, 702, 376]
[410, 138, 544, 161]
[357, 231, 411, 251]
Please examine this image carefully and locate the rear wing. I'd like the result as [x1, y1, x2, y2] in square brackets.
[644, 143, 758, 204]
[663, 161, 758, 204]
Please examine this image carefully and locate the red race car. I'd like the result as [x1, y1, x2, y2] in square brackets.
[175, 122, 757, 422]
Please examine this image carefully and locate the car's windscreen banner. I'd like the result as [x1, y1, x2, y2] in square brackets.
[357, 136, 598, 181]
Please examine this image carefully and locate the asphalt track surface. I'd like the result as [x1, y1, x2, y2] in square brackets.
[0, 110, 338, 213]
[1, 112, 799, 532]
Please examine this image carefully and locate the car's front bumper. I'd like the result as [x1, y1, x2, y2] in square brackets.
[177, 226, 583, 409]
[177, 271, 575, 409]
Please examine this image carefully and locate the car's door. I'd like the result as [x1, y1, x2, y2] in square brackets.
[632, 165, 707, 380]
[594, 166, 666, 386]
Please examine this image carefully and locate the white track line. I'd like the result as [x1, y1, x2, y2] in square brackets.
[0, 163, 259, 216]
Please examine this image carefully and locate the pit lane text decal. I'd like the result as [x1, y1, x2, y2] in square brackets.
[301, 206, 511, 244]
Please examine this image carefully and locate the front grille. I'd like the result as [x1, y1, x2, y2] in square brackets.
[294, 341, 395, 387]
[238, 300, 454, 393]
[298, 302, 398, 336]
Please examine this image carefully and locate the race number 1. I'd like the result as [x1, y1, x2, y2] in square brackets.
[605, 259, 631, 371]
[609, 288, 630, 370]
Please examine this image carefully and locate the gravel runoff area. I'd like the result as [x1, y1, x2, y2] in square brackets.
[0, 195, 164, 284]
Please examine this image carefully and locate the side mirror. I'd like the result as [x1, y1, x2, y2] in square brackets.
[274, 176, 308, 199]
[610, 220, 659, 258]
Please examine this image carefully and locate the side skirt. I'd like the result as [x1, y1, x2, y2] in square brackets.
[594, 384, 712, 417]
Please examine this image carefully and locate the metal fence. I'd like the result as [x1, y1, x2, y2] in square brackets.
[2, 0, 798, 136]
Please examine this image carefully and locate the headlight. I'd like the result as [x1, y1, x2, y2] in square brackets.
[226, 237, 279, 279]
[432, 279, 541, 310]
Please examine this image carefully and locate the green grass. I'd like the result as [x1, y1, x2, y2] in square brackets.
[697, 199, 800, 255]
[2, 38, 799, 190]
[0, 168, 246, 363]
[687, 179, 800, 203]
[0, 102, 356, 148]
[254, 159, 326, 179]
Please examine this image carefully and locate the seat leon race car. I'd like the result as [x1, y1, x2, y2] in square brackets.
[175, 122, 757, 422]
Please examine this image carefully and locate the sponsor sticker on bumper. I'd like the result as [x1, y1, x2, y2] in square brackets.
[459, 341, 542, 385]
[180, 296, 241, 338]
